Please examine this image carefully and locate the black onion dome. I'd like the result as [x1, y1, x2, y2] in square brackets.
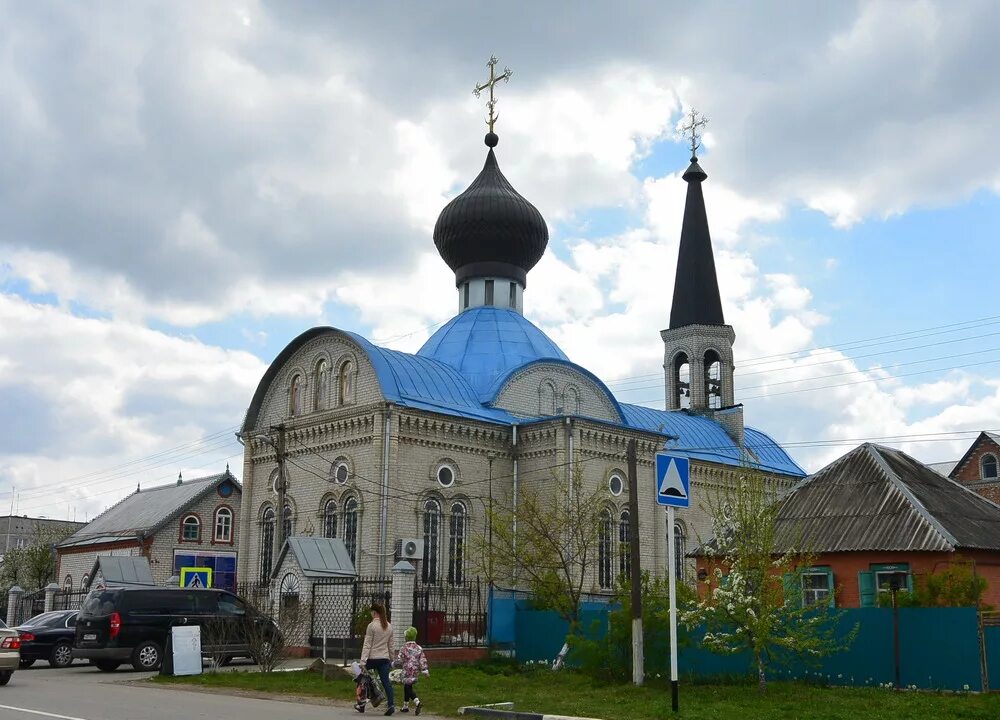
[433, 146, 548, 287]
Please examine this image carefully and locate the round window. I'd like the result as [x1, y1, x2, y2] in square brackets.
[333, 462, 349, 485]
[437, 465, 455, 488]
[218, 482, 233, 498]
[609, 474, 624, 496]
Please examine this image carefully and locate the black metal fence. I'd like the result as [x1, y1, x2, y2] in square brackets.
[412, 579, 486, 647]
[10, 589, 45, 626]
[311, 576, 391, 661]
[235, 581, 274, 616]
[53, 589, 88, 612]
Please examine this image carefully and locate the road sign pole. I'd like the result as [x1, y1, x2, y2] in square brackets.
[667, 505, 679, 712]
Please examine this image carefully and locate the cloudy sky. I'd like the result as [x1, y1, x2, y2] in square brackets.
[2, 0, 1000, 522]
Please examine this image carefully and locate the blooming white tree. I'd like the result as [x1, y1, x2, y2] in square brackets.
[683, 469, 853, 692]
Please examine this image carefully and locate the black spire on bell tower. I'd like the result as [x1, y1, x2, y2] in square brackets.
[668, 110, 724, 330]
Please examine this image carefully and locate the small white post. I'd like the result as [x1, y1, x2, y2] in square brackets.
[667, 506, 679, 712]
[323, 625, 327, 662]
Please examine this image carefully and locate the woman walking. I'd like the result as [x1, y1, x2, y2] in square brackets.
[359, 602, 395, 715]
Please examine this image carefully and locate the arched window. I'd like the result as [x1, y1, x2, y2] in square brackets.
[323, 499, 338, 538]
[279, 572, 300, 618]
[983, 454, 998, 480]
[618, 510, 631, 581]
[422, 499, 441, 584]
[673, 523, 687, 581]
[565, 387, 580, 415]
[260, 507, 276, 583]
[705, 350, 722, 410]
[289, 374, 303, 416]
[448, 502, 466, 586]
[339, 361, 355, 405]
[343, 496, 359, 563]
[63, 574, 73, 591]
[315, 359, 330, 411]
[598, 509, 613, 590]
[283, 504, 293, 540]
[539, 382, 556, 415]
[181, 515, 200, 542]
[674, 353, 690, 410]
[214, 507, 233, 543]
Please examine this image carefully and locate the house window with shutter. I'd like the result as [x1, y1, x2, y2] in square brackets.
[858, 563, 912, 607]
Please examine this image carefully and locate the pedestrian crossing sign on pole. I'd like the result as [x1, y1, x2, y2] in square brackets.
[655, 453, 690, 508]
[180, 567, 212, 589]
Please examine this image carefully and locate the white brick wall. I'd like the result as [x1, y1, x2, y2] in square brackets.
[235, 328, 799, 599]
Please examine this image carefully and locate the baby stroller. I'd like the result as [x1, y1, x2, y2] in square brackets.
[352, 662, 386, 713]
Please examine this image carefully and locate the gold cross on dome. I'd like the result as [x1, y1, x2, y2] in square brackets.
[680, 108, 709, 157]
[473, 55, 513, 134]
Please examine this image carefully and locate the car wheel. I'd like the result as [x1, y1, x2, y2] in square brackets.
[131, 640, 162, 671]
[94, 660, 120, 672]
[50, 641, 74, 669]
[0, 670, 12, 686]
[19, 659, 35, 669]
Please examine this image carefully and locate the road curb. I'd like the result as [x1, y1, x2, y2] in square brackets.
[458, 703, 603, 720]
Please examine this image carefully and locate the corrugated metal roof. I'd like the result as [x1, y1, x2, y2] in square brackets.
[927, 460, 958, 477]
[275, 537, 356, 578]
[774, 444, 1000, 553]
[58, 471, 238, 549]
[88, 556, 155, 587]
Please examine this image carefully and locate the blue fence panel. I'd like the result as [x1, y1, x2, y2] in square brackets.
[488, 590, 517, 645]
[811, 609, 894, 687]
[985, 625, 1000, 691]
[514, 601, 610, 663]
[899, 607, 982, 691]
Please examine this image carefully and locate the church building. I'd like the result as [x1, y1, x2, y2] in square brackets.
[235, 105, 804, 595]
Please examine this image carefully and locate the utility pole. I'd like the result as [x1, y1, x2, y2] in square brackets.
[273, 424, 288, 561]
[487, 453, 495, 583]
[627, 439, 644, 686]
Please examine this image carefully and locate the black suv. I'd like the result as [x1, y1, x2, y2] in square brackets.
[74, 587, 279, 671]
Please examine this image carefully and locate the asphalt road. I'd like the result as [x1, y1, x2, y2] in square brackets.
[0, 661, 443, 720]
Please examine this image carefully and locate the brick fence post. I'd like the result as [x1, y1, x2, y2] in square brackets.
[44, 582, 60, 613]
[6, 586, 22, 625]
[390, 561, 415, 649]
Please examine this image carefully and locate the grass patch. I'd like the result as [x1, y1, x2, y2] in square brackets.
[154, 663, 1000, 719]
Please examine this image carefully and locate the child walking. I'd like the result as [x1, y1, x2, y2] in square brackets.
[394, 626, 429, 714]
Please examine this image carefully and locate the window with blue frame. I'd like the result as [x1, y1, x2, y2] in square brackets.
[858, 563, 912, 607]
[173, 551, 237, 592]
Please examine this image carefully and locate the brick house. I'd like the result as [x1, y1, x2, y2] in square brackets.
[56, 470, 241, 592]
[696, 443, 1000, 608]
[235, 134, 805, 597]
[0, 516, 83, 561]
[948, 431, 1000, 504]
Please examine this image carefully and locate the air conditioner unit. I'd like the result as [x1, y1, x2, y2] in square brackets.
[396, 538, 424, 561]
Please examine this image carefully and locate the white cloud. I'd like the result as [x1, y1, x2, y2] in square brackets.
[0, 293, 263, 519]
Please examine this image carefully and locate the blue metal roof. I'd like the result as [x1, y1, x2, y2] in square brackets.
[344, 331, 515, 424]
[417, 307, 569, 400]
[621, 403, 805, 477]
[243, 317, 803, 477]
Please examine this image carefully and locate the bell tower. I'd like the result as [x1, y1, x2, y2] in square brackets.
[661, 111, 736, 417]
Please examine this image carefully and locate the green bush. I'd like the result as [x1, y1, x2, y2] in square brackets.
[572, 572, 697, 680]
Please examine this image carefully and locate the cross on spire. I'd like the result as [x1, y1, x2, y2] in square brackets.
[680, 108, 709, 159]
[473, 55, 513, 136]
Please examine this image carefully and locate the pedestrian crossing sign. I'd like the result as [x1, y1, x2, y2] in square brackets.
[655, 453, 690, 508]
[180, 567, 212, 589]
